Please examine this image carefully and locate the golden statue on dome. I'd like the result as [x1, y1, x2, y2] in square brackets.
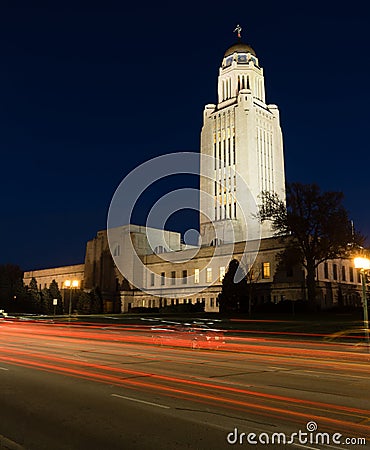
[233, 24, 242, 39]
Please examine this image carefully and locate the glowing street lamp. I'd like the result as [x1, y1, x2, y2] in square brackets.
[64, 279, 79, 317]
[354, 257, 370, 348]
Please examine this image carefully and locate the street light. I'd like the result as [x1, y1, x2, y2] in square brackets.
[64, 280, 79, 317]
[354, 256, 370, 348]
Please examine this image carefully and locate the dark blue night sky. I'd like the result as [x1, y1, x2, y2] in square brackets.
[1, 1, 369, 270]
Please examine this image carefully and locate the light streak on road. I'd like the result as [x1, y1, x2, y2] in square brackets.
[0, 320, 369, 439]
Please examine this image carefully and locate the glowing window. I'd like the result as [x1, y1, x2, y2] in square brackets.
[206, 268, 212, 283]
[219, 266, 226, 281]
[262, 262, 271, 279]
[194, 269, 200, 284]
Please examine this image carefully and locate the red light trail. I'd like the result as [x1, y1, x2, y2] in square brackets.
[0, 320, 369, 439]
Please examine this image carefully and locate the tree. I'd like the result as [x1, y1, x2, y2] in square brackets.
[218, 259, 249, 313]
[90, 287, 103, 314]
[28, 277, 42, 312]
[76, 291, 92, 314]
[259, 182, 364, 306]
[245, 264, 261, 316]
[0, 264, 24, 310]
[49, 280, 63, 314]
[40, 288, 53, 314]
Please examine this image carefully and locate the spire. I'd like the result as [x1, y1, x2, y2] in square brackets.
[233, 24, 242, 40]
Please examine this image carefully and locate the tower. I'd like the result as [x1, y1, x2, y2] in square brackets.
[199, 32, 286, 245]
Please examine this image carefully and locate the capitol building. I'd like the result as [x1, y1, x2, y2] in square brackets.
[24, 34, 362, 313]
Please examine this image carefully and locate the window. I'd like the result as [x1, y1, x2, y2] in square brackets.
[210, 298, 214, 307]
[113, 244, 120, 257]
[194, 268, 200, 284]
[219, 266, 226, 281]
[349, 267, 354, 282]
[206, 268, 212, 283]
[341, 266, 346, 282]
[324, 262, 329, 279]
[150, 273, 155, 286]
[154, 245, 165, 254]
[182, 270, 187, 284]
[333, 264, 338, 281]
[161, 272, 165, 286]
[262, 262, 271, 279]
[211, 238, 222, 246]
[171, 271, 176, 285]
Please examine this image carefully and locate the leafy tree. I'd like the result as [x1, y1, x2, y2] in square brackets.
[259, 182, 364, 306]
[218, 259, 249, 313]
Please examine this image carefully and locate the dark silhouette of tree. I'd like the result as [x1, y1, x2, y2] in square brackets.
[28, 277, 42, 312]
[218, 259, 248, 313]
[90, 287, 103, 314]
[41, 288, 53, 314]
[49, 280, 63, 314]
[259, 182, 364, 306]
[0, 264, 26, 311]
[245, 264, 261, 316]
[76, 291, 92, 314]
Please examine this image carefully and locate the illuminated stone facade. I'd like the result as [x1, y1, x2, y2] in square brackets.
[200, 41, 285, 246]
[22, 38, 363, 314]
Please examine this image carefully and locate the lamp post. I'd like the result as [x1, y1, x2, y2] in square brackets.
[354, 257, 370, 348]
[64, 280, 79, 317]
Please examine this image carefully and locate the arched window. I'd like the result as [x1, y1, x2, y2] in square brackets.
[154, 245, 166, 254]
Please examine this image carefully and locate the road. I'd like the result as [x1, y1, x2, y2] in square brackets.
[0, 318, 369, 449]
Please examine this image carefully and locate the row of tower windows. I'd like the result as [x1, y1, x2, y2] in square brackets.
[214, 202, 237, 221]
[237, 74, 250, 91]
[222, 77, 232, 101]
[214, 177, 236, 196]
[213, 138, 236, 169]
[221, 76, 265, 102]
[257, 126, 274, 194]
[213, 108, 235, 126]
